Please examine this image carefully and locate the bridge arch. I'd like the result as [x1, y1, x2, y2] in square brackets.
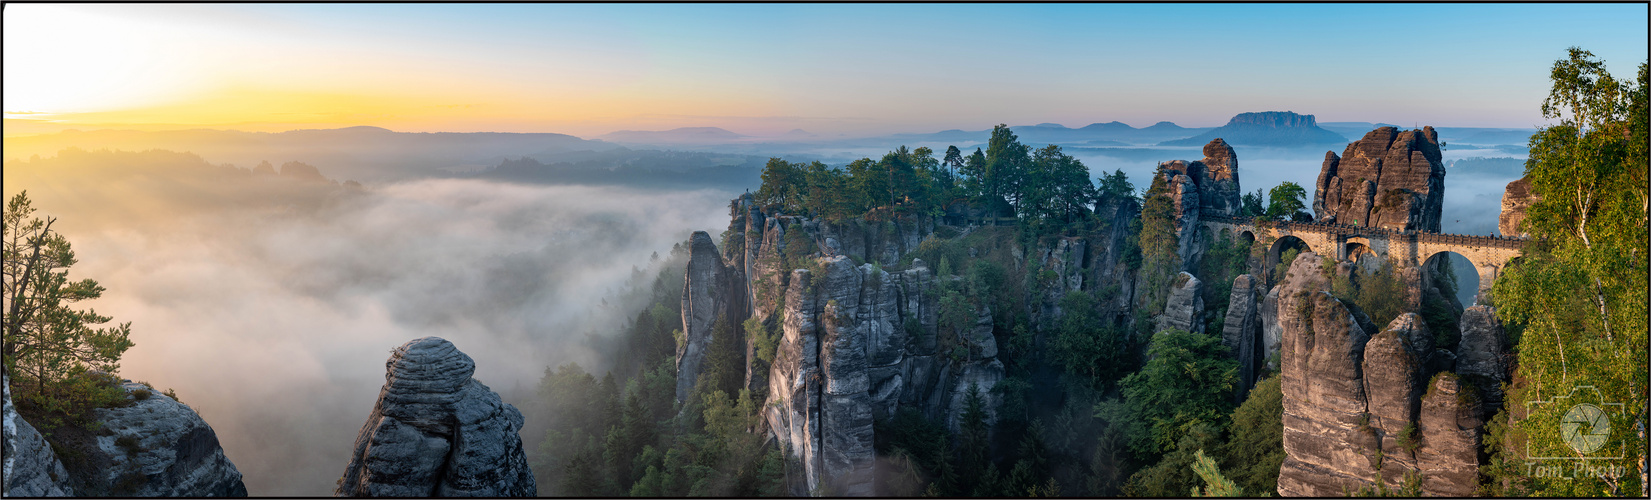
[1266, 235, 1313, 277]
[1420, 250, 1483, 306]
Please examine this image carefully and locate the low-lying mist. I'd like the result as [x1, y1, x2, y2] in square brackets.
[5, 150, 733, 495]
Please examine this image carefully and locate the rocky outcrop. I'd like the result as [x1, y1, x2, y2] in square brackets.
[1416, 373, 1481, 497]
[62, 381, 248, 496]
[1276, 252, 1380, 497]
[4, 369, 246, 497]
[1274, 255, 1494, 496]
[1455, 305, 1509, 414]
[1222, 274, 1263, 399]
[677, 230, 749, 403]
[1498, 176, 1538, 237]
[1312, 126, 1446, 232]
[1199, 138, 1243, 216]
[337, 337, 535, 497]
[1360, 316, 1428, 483]
[1032, 237, 1087, 330]
[3, 370, 74, 497]
[1159, 272, 1204, 334]
[1154, 161, 1204, 270]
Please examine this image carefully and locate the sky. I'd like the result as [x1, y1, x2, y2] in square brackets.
[4, 3, 1647, 138]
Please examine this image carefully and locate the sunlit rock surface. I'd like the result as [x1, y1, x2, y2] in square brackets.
[1313, 126, 1446, 232]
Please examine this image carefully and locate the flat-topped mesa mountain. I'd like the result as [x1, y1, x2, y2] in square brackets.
[336, 337, 535, 497]
[1312, 126, 1447, 232]
[676, 188, 1143, 495]
[1, 369, 248, 497]
[1159, 111, 1348, 147]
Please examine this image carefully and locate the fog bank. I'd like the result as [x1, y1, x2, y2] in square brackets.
[10, 164, 731, 494]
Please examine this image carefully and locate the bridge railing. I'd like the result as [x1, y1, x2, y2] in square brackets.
[1199, 211, 1528, 249]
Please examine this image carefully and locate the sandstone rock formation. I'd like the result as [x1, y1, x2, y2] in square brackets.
[1154, 161, 1204, 270]
[1159, 272, 1204, 334]
[337, 337, 535, 497]
[4, 369, 246, 497]
[1416, 373, 1481, 497]
[1222, 274, 1263, 399]
[3, 370, 73, 497]
[709, 192, 1144, 496]
[676, 230, 749, 403]
[1276, 253, 1379, 497]
[66, 381, 248, 496]
[1313, 126, 1446, 232]
[1455, 305, 1509, 413]
[1275, 255, 1491, 496]
[1499, 176, 1538, 237]
[1198, 138, 1243, 216]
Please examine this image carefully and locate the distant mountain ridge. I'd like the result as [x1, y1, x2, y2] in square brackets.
[1158, 111, 1348, 147]
[598, 127, 747, 144]
[3, 126, 611, 183]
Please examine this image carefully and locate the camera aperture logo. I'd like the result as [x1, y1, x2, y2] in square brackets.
[1524, 385, 1628, 481]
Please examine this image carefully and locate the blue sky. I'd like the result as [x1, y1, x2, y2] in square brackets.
[5, 3, 1645, 135]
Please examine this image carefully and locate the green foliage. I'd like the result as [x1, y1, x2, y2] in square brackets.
[1189, 448, 1244, 497]
[699, 314, 746, 400]
[1197, 229, 1254, 330]
[1051, 291, 1136, 389]
[874, 407, 953, 495]
[1137, 173, 1183, 315]
[1220, 374, 1285, 496]
[4, 191, 135, 402]
[952, 383, 993, 495]
[1090, 396, 1148, 495]
[1329, 260, 1405, 327]
[1239, 188, 1266, 218]
[1124, 422, 1222, 496]
[1121, 329, 1239, 455]
[1096, 169, 1136, 204]
[743, 317, 778, 365]
[1270, 247, 1300, 286]
[1484, 48, 1648, 497]
[1264, 182, 1310, 222]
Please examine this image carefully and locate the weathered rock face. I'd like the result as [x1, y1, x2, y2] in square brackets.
[1312, 126, 1446, 232]
[1032, 237, 1087, 331]
[1360, 318, 1426, 471]
[764, 255, 970, 496]
[1276, 252, 1380, 497]
[676, 230, 749, 403]
[1222, 274, 1263, 399]
[1199, 138, 1243, 216]
[337, 337, 535, 497]
[59, 381, 249, 497]
[3, 370, 74, 497]
[1156, 163, 1205, 270]
[1273, 255, 1494, 496]
[1416, 373, 1481, 497]
[1498, 176, 1538, 237]
[1455, 305, 1509, 413]
[1159, 272, 1204, 334]
[4, 370, 246, 497]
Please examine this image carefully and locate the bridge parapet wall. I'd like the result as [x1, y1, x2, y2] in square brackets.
[1198, 211, 1527, 293]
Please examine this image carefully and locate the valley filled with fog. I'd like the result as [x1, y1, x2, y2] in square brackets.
[1, 119, 1532, 494]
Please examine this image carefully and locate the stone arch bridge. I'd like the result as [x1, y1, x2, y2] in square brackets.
[1198, 213, 1527, 295]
